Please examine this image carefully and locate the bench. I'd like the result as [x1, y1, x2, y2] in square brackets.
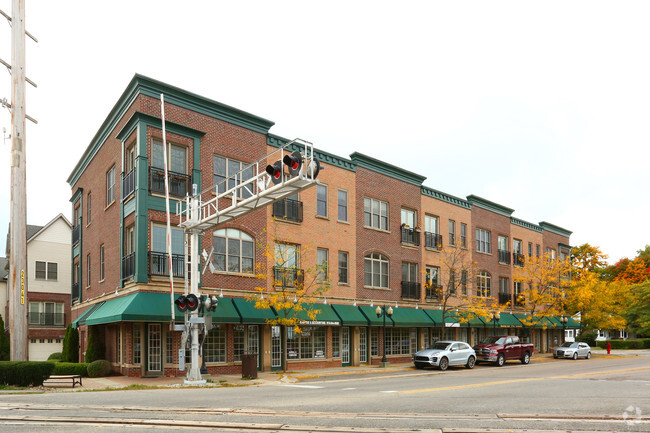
[44, 375, 83, 388]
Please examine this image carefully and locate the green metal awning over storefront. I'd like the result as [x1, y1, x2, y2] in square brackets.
[288, 303, 341, 326]
[71, 301, 105, 328]
[358, 305, 395, 326]
[207, 297, 241, 323]
[232, 298, 276, 324]
[331, 304, 369, 326]
[423, 309, 443, 326]
[390, 307, 435, 327]
[513, 314, 554, 329]
[492, 312, 523, 328]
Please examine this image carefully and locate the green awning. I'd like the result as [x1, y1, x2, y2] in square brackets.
[207, 297, 241, 323]
[390, 307, 435, 327]
[331, 304, 369, 326]
[359, 305, 395, 326]
[565, 316, 581, 329]
[492, 312, 523, 328]
[232, 298, 276, 324]
[71, 301, 105, 328]
[466, 316, 487, 327]
[513, 314, 552, 329]
[423, 309, 443, 326]
[290, 303, 340, 326]
[86, 292, 174, 325]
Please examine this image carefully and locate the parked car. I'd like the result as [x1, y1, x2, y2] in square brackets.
[413, 341, 476, 371]
[473, 335, 535, 366]
[554, 341, 591, 359]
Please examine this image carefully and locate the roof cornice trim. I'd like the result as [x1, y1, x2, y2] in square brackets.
[116, 112, 206, 141]
[539, 221, 573, 237]
[350, 152, 426, 186]
[466, 195, 514, 217]
[421, 186, 471, 209]
[510, 217, 543, 233]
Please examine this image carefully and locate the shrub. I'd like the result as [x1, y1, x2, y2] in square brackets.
[47, 352, 63, 361]
[596, 338, 650, 350]
[577, 331, 597, 347]
[62, 325, 80, 363]
[85, 326, 105, 364]
[87, 359, 112, 378]
[0, 316, 10, 361]
[50, 362, 89, 377]
[0, 361, 55, 387]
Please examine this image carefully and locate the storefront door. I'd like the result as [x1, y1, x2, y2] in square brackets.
[271, 326, 282, 370]
[146, 323, 162, 376]
[359, 327, 368, 364]
[341, 327, 350, 366]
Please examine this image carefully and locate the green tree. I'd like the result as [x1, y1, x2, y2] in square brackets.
[625, 281, 650, 337]
[0, 315, 10, 361]
[62, 324, 80, 363]
[85, 326, 105, 363]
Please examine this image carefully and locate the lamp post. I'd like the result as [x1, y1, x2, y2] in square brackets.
[376, 305, 394, 364]
[491, 311, 501, 335]
[560, 315, 568, 343]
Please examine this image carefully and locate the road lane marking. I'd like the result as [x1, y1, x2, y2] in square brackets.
[380, 390, 398, 393]
[342, 388, 356, 390]
[280, 384, 324, 389]
[399, 366, 650, 394]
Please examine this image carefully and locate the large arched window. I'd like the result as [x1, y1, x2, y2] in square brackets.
[364, 253, 389, 288]
[476, 271, 491, 297]
[212, 229, 254, 274]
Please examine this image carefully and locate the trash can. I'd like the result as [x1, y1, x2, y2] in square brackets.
[241, 353, 258, 379]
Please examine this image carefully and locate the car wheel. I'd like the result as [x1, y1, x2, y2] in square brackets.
[572, 352, 578, 360]
[521, 352, 530, 364]
[496, 354, 505, 367]
[439, 357, 449, 371]
[586, 352, 591, 359]
[466, 356, 476, 369]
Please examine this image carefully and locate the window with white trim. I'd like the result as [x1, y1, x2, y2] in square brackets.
[364, 197, 388, 231]
[476, 228, 491, 253]
[35, 261, 58, 281]
[317, 184, 328, 217]
[213, 228, 254, 274]
[364, 253, 389, 288]
[213, 155, 254, 199]
[477, 271, 491, 297]
[106, 165, 115, 206]
[317, 248, 328, 282]
[337, 189, 348, 221]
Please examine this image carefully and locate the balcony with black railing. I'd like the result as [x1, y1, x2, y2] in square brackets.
[273, 266, 304, 289]
[401, 281, 421, 299]
[148, 251, 185, 278]
[513, 252, 525, 267]
[28, 312, 65, 327]
[72, 224, 80, 246]
[425, 284, 441, 300]
[273, 198, 303, 223]
[149, 167, 191, 198]
[424, 232, 442, 250]
[499, 292, 512, 305]
[401, 226, 420, 246]
[122, 168, 136, 201]
[498, 249, 511, 264]
[122, 252, 135, 280]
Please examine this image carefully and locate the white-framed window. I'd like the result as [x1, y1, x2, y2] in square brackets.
[449, 220, 456, 245]
[338, 251, 349, 284]
[332, 327, 340, 358]
[460, 223, 467, 248]
[546, 248, 557, 260]
[287, 326, 326, 359]
[106, 165, 116, 206]
[425, 215, 439, 234]
[28, 302, 64, 326]
[385, 327, 417, 355]
[316, 248, 329, 282]
[402, 261, 418, 283]
[204, 325, 227, 363]
[35, 261, 58, 281]
[498, 236, 508, 252]
[213, 155, 254, 198]
[125, 225, 135, 255]
[401, 208, 416, 227]
[151, 225, 184, 255]
[337, 189, 348, 222]
[476, 228, 491, 253]
[316, 184, 328, 217]
[87, 193, 92, 225]
[425, 266, 440, 287]
[153, 140, 187, 174]
[212, 228, 254, 274]
[477, 271, 491, 297]
[364, 197, 389, 231]
[364, 253, 389, 288]
[86, 254, 91, 288]
[133, 325, 142, 364]
[513, 239, 523, 254]
[528, 242, 533, 257]
[100, 244, 105, 281]
[125, 141, 136, 173]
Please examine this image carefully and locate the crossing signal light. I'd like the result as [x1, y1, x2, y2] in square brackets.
[283, 151, 303, 176]
[306, 159, 323, 179]
[204, 295, 219, 312]
[265, 160, 284, 185]
[175, 294, 200, 312]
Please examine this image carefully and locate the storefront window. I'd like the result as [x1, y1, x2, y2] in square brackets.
[385, 328, 416, 355]
[204, 325, 226, 363]
[287, 326, 326, 359]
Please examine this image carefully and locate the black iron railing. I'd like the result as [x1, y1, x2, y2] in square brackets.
[424, 232, 442, 249]
[401, 226, 420, 246]
[148, 251, 185, 278]
[425, 284, 441, 300]
[28, 312, 65, 327]
[72, 225, 80, 246]
[499, 292, 511, 305]
[273, 267, 304, 289]
[498, 249, 511, 264]
[513, 252, 525, 267]
[273, 199, 303, 223]
[122, 252, 135, 280]
[401, 281, 421, 299]
[122, 168, 136, 201]
[149, 167, 191, 198]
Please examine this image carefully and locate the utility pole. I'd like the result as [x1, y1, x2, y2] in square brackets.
[8, 0, 27, 360]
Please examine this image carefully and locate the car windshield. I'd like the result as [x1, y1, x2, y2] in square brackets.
[429, 342, 451, 350]
[560, 342, 577, 348]
[481, 337, 506, 345]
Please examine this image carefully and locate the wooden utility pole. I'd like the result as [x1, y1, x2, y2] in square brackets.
[9, 0, 28, 361]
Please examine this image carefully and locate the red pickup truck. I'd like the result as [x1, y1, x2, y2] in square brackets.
[473, 336, 534, 366]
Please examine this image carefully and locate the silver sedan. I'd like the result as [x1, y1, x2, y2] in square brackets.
[413, 341, 476, 371]
[554, 342, 592, 359]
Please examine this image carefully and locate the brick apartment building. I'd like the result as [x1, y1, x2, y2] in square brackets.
[68, 74, 575, 377]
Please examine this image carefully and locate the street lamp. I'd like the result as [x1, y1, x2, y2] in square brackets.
[491, 311, 501, 334]
[376, 305, 394, 364]
[560, 315, 568, 343]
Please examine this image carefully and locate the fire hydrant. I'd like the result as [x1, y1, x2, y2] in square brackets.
[606, 342, 611, 355]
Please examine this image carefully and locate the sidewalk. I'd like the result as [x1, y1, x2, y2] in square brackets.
[37, 349, 644, 392]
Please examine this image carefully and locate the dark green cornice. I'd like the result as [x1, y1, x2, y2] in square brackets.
[350, 152, 426, 186]
[70, 187, 83, 204]
[116, 112, 206, 141]
[510, 217, 543, 233]
[558, 243, 572, 251]
[421, 186, 471, 209]
[267, 134, 356, 172]
[539, 221, 572, 238]
[68, 74, 273, 186]
[466, 195, 514, 217]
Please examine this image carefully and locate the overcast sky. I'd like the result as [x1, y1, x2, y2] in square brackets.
[1, 1, 648, 264]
